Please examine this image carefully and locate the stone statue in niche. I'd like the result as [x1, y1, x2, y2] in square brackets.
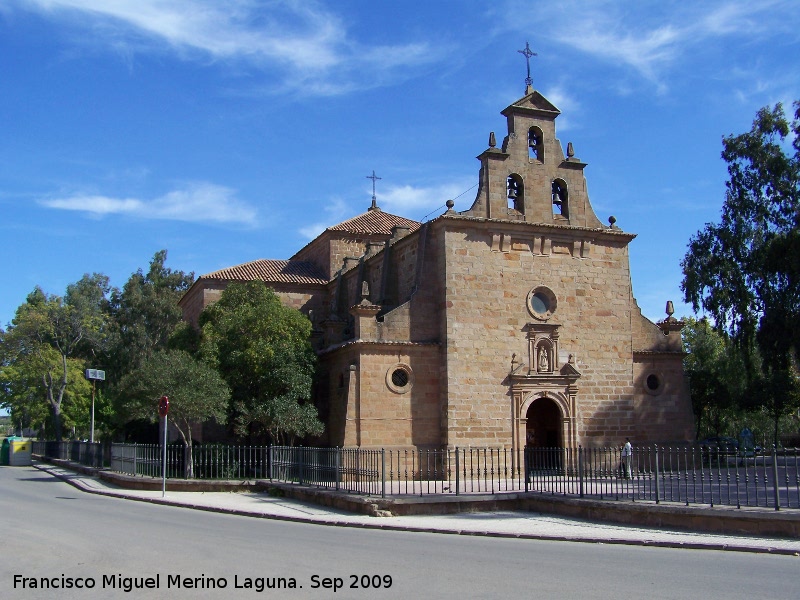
[538, 345, 549, 372]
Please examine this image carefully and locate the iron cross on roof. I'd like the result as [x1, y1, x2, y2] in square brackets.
[518, 41, 537, 91]
[366, 170, 382, 211]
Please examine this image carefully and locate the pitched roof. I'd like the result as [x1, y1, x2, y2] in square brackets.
[501, 89, 561, 119]
[327, 208, 421, 236]
[200, 259, 328, 285]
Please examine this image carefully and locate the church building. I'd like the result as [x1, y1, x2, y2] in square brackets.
[179, 74, 695, 452]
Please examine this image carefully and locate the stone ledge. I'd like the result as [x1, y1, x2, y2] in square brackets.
[515, 495, 800, 540]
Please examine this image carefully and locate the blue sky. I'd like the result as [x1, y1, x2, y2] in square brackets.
[1, 0, 798, 331]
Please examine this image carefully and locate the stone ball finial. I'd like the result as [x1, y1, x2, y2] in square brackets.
[489, 131, 496, 148]
[608, 215, 617, 227]
[446, 199, 455, 210]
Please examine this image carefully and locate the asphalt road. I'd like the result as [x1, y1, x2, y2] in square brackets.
[1, 466, 797, 599]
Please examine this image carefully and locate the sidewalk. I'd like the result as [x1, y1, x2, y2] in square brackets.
[34, 463, 800, 556]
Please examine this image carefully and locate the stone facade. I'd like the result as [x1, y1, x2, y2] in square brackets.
[179, 86, 694, 450]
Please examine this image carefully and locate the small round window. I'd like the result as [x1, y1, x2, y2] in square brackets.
[526, 286, 557, 320]
[644, 372, 664, 396]
[391, 369, 409, 387]
[386, 363, 413, 394]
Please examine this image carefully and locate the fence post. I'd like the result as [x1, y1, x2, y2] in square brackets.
[654, 445, 660, 504]
[772, 445, 780, 511]
[381, 448, 386, 498]
[524, 447, 529, 493]
[299, 446, 304, 486]
[268, 445, 273, 481]
[578, 446, 584, 498]
[455, 447, 460, 496]
[335, 447, 341, 492]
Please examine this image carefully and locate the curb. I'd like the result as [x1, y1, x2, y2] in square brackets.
[33, 463, 800, 556]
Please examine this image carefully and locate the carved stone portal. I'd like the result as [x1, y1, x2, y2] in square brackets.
[509, 322, 580, 458]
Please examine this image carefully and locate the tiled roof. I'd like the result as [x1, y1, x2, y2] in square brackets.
[200, 259, 328, 285]
[328, 208, 420, 236]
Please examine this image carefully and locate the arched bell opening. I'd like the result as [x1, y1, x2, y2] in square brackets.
[507, 173, 525, 213]
[528, 126, 544, 162]
[551, 178, 569, 219]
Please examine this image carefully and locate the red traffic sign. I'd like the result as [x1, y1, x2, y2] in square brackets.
[158, 396, 169, 417]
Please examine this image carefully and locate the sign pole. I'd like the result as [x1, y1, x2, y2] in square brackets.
[158, 396, 169, 498]
[90, 379, 96, 444]
[162, 414, 167, 497]
[84, 369, 105, 444]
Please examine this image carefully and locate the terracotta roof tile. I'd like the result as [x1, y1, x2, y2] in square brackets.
[200, 259, 328, 285]
[328, 209, 420, 236]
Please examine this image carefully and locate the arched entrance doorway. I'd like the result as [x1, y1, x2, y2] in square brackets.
[525, 397, 563, 473]
[525, 397, 562, 448]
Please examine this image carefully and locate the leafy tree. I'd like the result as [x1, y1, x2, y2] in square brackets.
[682, 101, 800, 443]
[741, 367, 800, 445]
[0, 350, 91, 438]
[118, 349, 229, 478]
[1, 276, 109, 441]
[106, 250, 194, 384]
[681, 317, 748, 439]
[199, 282, 322, 445]
[1, 337, 54, 434]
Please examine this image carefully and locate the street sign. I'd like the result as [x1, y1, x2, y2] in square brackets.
[84, 369, 106, 381]
[158, 396, 169, 417]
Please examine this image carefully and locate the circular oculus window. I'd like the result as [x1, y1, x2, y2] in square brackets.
[644, 372, 664, 396]
[386, 363, 414, 394]
[526, 286, 557, 320]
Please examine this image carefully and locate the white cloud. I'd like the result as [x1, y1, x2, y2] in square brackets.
[14, 0, 443, 96]
[296, 180, 475, 240]
[541, 85, 581, 132]
[503, 0, 800, 91]
[39, 181, 257, 225]
[379, 179, 475, 217]
[298, 196, 350, 240]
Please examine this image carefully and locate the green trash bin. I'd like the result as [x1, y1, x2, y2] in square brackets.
[9, 438, 32, 466]
[1, 437, 16, 466]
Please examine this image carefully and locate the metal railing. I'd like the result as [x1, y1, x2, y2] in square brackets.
[265, 445, 800, 509]
[108, 443, 270, 480]
[31, 440, 106, 468]
[33, 441, 800, 509]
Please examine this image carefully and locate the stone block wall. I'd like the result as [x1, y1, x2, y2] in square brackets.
[322, 343, 442, 449]
[438, 218, 663, 448]
[633, 353, 695, 444]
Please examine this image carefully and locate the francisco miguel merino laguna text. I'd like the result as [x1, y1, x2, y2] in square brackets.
[13, 573, 298, 592]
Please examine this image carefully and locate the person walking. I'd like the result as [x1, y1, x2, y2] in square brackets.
[621, 438, 632, 479]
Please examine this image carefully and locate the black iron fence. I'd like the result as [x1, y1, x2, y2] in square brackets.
[31, 440, 106, 468]
[108, 443, 270, 480]
[32, 441, 800, 510]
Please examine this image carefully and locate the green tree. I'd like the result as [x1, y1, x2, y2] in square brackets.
[1, 277, 109, 441]
[118, 349, 229, 478]
[741, 367, 800, 445]
[1, 338, 56, 435]
[199, 282, 322, 445]
[682, 101, 800, 444]
[681, 317, 748, 439]
[106, 250, 194, 383]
